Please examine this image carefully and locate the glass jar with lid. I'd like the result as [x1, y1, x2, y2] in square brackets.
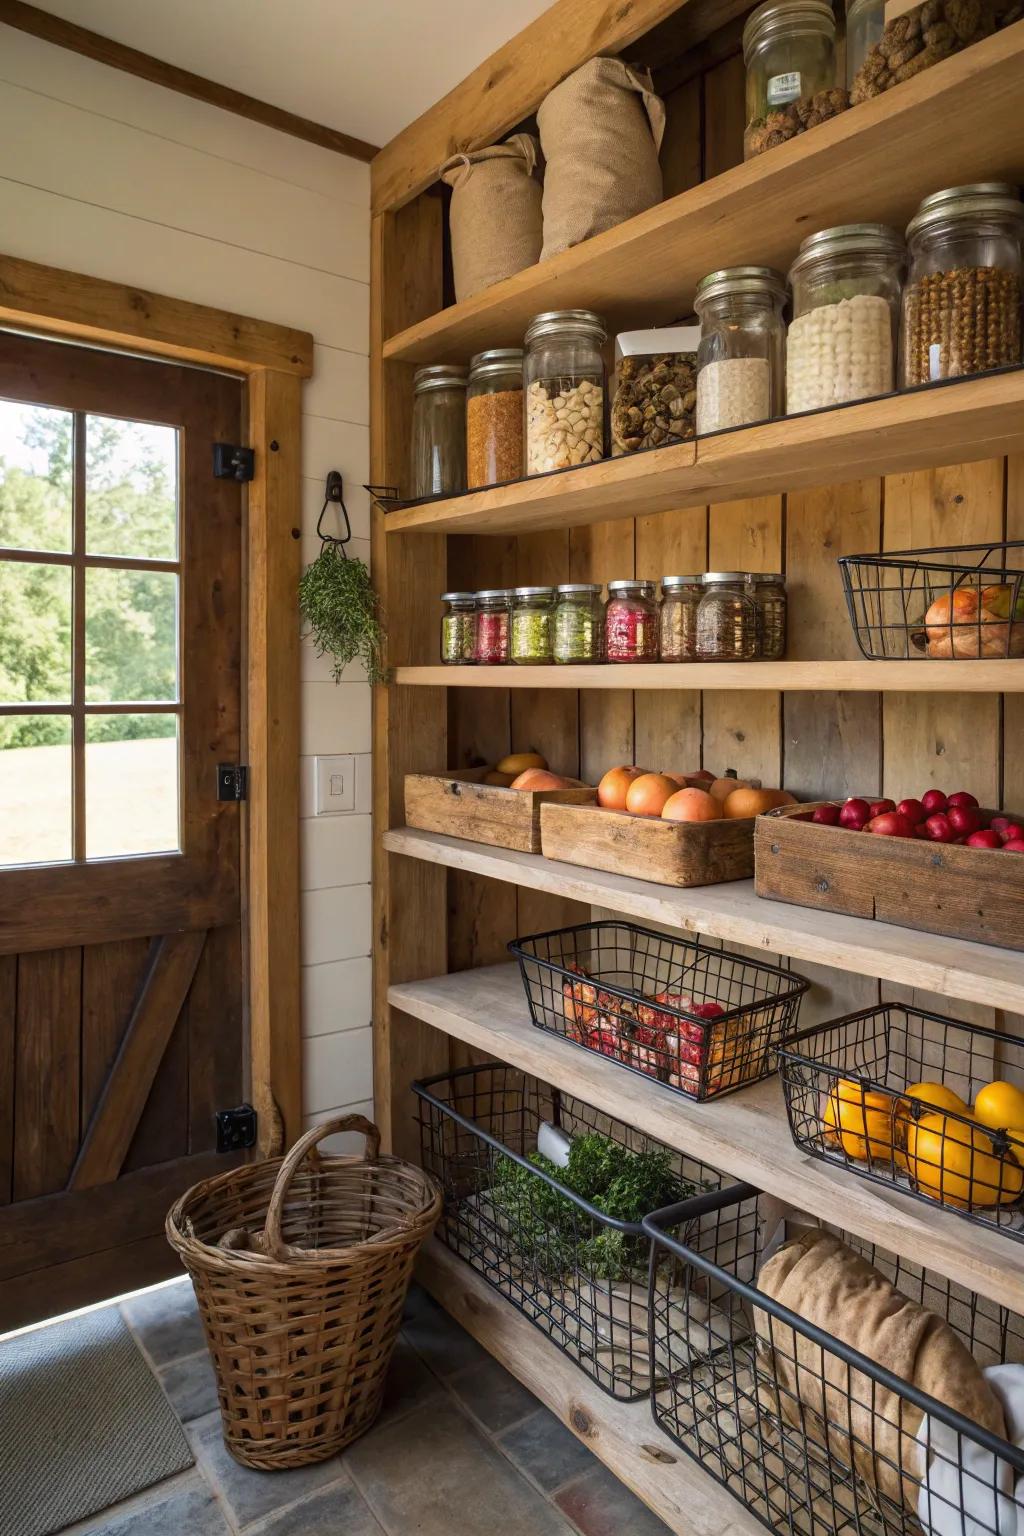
[466, 349, 524, 489]
[845, 0, 883, 92]
[410, 365, 468, 499]
[659, 576, 704, 662]
[752, 573, 787, 660]
[524, 309, 606, 476]
[510, 586, 556, 664]
[742, 0, 846, 160]
[695, 268, 786, 434]
[554, 584, 604, 664]
[787, 224, 905, 412]
[605, 581, 659, 663]
[697, 575, 760, 661]
[475, 589, 511, 665]
[901, 184, 1024, 387]
[440, 592, 477, 665]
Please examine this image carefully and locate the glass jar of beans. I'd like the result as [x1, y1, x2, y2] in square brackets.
[694, 268, 786, 434]
[605, 580, 659, 662]
[475, 589, 511, 665]
[440, 592, 477, 664]
[787, 224, 904, 412]
[901, 185, 1024, 386]
[510, 586, 556, 664]
[524, 310, 606, 475]
[466, 348, 523, 488]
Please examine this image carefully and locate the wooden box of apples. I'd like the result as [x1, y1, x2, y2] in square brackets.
[541, 767, 796, 888]
[754, 788, 1024, 951]
[404, 753, 593, 854]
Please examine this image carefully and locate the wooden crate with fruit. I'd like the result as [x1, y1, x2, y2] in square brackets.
[404, 753, 594, 854]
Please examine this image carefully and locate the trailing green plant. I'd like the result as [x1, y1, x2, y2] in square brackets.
[299, 543, 388, 685]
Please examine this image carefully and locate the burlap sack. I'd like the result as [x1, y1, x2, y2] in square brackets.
[440, 133, 542, 302]
[537, 57, 666, 261]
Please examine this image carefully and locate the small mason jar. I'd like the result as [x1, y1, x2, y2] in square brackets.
[742, 0, 843, 160]
[901, 184, 1024, 387]
[410, 365, 468, 498]
[510, 586, 556, 664]
[659, 576, 705, 662]
[787, 224, 905, 412]
[440, 592, 477, 665]
[845, 0, 883, 91]
[475, 589, 511, 665]
[466, 348, 524, 489]
[554, 584, 604, 664]
[605, 580, 659, 663]
[697, 574, 760, 660]
[524, 309, 607, 475]
[695, 268, 787, 434]
[752, 573, 787, 660]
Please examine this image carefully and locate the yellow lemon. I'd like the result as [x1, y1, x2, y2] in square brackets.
[973, 1081, 1024, 1141]
[823, 1078, 895, 1164]
[906, 1111, 1024, 1210]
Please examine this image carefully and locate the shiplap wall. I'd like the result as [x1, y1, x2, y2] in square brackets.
[0, 26, 374, 1142]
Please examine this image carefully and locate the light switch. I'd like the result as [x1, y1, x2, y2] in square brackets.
[315, 754, 355, 814]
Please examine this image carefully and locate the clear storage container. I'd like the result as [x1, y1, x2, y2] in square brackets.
[695, 268, 786, 433]
[901, 183, 1024, 386]
[697, 574, 760, 660]
[605, 580, 658, 662]
[475, 589, 511, 665]
[850, 0, 1002, 106]
[524, 310, 606, 475]
[510, 586, 556, 664]
[439, 592, 477, 664]
[845, 0, 883, 90]
[466, 348, 524, 489]
[659, 576, 704, 661]
[611, 327, 700, 455]
[742, 0, 845, 160]
[553, 584, 604, 664]
[410, 365, 468, 499]
[752, 573, 787, 659]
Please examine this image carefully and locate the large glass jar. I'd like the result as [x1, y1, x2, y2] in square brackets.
[554, 584, 604, 664]
[440, 592, 477, 665]
[787, 224, 905, 412]
[466, 349, 524, 489]
[611, 327, 700, 454]
[695, 268, 786, 433]
[605, 580, 658, 663]
[524, 309, 606, 475]
[659, 576, 704, 661]
[410, 365, 468, 498]
[845, 0, 882, 91]
[697, 574, 760, 660]
[475, 589, 511, 665]
[752, 573, 787, 660]
[742, 0, 845, 160]
[901, 184, 1024, 387]
[510, 586, 555, 664]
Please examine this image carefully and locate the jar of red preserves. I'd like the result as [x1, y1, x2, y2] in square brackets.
[605, 580, 658, 662]
[475, 589, 511, 664]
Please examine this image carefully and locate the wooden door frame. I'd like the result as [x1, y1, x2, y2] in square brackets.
[0, 252, 310, 1154]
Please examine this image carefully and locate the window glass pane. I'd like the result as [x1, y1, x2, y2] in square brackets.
[86, 415, 178, 561]
[0, 562, 72, 703]
[85, 568, 178, 703]
[0, 714, 72, 866]
[86, 713, 179, 859]
[0, 400, 73, 553]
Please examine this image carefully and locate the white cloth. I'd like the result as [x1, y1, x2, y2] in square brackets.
[916, 1364, 1024, 1536]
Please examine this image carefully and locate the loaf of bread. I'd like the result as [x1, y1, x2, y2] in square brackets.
[755, 1228, 1006, 1510]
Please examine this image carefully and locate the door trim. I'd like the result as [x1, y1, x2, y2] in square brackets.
[0, 251, 309, 1155]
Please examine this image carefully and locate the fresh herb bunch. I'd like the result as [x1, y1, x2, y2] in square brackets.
[299, 542, 387, 685]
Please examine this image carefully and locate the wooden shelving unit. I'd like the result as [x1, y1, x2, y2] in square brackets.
[396, 659, 1024, 691]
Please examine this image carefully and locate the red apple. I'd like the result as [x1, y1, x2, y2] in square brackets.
[998, 822, 1024, 844]
[691, 1002, 725, 1019]
[947, 790, 979, 810]
[812, 804, 841, 825]
[965, 829, 1002, 849]
[924, 813, 956, 843]
[992, 815, 1012, 833]
[868, 798, 897, 818]
[921, 789, 948, 815]
[839, 798, 871, 830]
[866, 811, 915, 837]
[1002, 838, 1024, 852]
[947, 805, 982, 837]
[896, 797, 926, 826]
[913, 823, 932, 839]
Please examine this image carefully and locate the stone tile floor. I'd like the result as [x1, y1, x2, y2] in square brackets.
[56, 1277, 674, 1536]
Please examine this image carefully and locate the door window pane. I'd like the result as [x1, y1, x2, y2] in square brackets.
[86, 415, 178, 561]
[85, 568, 178, 703]
[0, 714, 72, 865]
[0, 562, 72, 703]
[0, 400, 73, 553]
[85, 713, 179, 859]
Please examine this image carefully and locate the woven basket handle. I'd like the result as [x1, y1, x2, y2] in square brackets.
[262, 1115, 381, 1260]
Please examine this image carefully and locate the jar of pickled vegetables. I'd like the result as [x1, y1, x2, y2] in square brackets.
[696, 574, 759, 660]
[554, 584, 604, 664]
[475, 589, 511, 665]
[605, 580, 658, 663]
[440, 592, 477, 664]
[753, 573, 787, 659]
[510, 586, 556, 664]
[659, 576, 704, 661]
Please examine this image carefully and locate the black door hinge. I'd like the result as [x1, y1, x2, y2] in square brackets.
[216, 1103, 257, 1152]
[213, 442, 255, 482]
[216, 763, 248, 801]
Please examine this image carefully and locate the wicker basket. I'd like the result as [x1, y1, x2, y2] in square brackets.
[166, 1115, 441, 1469]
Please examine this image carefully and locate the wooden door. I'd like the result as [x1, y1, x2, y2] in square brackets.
[0, 331, 245, 1330]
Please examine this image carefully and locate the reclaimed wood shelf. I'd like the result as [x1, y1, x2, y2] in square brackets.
[399, 966, 1024, 1315]
[395, 659, 1024, 692]
[383, 826, 1024, 1015]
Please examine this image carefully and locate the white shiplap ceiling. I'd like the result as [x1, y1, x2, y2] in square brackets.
[29, 0, 556, 148]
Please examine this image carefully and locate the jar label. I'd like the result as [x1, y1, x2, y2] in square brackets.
[767, 71, 802, 106]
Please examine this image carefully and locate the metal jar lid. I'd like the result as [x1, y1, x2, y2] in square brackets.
[743, 0, 835, 61]
[440, 591, 476, 603]
[662, 574, 705, 589]
[476, 588, 511, 600]
[469, 348, 524, 382]
[524, 309, 607, 347]
[413, 364, 468, 393]
[906, 184, 1024, 242]
[789, 223, 905, 278]
[555, 583, 603, 595]
[703, 572, 753, 584]
[753, 572, 786, 584]
[512, 585, 556, 597]
[608, 579, 656, 595]
[694, 267, 787, 311]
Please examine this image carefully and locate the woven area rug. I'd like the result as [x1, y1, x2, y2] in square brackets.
[0, 1306, 194, 1536]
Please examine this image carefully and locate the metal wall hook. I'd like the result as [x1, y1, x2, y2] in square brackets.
[316, 469, 352, 553]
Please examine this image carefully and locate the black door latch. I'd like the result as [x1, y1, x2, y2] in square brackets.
[216, 764, 248, 801]
[216, 1104, 258, 1153]
[213, 443, 255, 482]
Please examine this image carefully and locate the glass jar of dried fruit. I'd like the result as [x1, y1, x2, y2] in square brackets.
[605, 580, 659, 663]
[742, 0, 845, 160]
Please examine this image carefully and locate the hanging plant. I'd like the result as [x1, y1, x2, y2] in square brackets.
[299, 473, 388, 685]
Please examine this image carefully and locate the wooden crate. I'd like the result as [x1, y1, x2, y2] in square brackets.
[404, 768, 595, 855]
[540, 802, 755, 887]
[754, 802, 1024, 951]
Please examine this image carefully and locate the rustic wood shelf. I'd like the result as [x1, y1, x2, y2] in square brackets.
[395, 659, 1024, 692]
[398, 965, 1024, 1315]
[383, 826, 1024, 1015]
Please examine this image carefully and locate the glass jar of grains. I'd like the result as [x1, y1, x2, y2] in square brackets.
[440, 592, 477, 664]
[742, 0, 845, 160]
[752, 573, 787, 659]
[901, 184, 1024, 387]
[475, 589, 511, 665]
[659, 576, 704, 661]
[697, 574, 760, 660]
[410, 365, 468, 499]
[510, 586, 556, 664]
[695, 268, 786, 433]
[524, 310, 606, 475]
[554, 584, 604, 664]
[606, 580, 659, 663]
[787, 224, 905, 412]
[466, 348, 524, 489]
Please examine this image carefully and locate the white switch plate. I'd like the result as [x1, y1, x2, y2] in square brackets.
[315, 754, 355, 815]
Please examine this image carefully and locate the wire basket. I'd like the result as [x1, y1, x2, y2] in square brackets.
[645, 1187, 1024, 1536]
[413, 1060, 724, 1400]
[839, 542, 1024, 660]
[778, 1004, 1024, 1242]
[509, 921, 810, 1102]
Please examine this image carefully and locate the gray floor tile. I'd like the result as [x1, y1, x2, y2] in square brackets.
[498, 1407, 596, 1492]
[249, 1478, 383, 1535]
[189, 1416, 347, 1528]
[555, 1464, 675, 1536]
[401, 1286, 489, 1377]
[158, 1349, 220, 1423]
[121, 1278, 205, 1367]
[82, 1483, 229, 1536]
[449, 1356, 540, 1433]
[377, 1335, 444, 1425]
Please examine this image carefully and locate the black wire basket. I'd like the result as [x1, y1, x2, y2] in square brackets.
[839, 542, 1024, 661]
[644, 1187, 1024, 1536]
[509, 921, 810, 1102]
[778, 1004, 1024, 1242]
[412, 1061, 723, 1400]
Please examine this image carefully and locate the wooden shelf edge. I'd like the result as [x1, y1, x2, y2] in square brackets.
[393, 659, 1024, 692]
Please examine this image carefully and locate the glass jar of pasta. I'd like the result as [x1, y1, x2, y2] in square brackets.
[524, 310, 606, 475]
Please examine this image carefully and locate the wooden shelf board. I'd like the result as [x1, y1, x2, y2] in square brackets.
[398, 965, 1024, 1315]
[394, 658, 1024, 691]
[383, 28, 1024, 363]
[383, 826, 1024, 1015]
[417, 1238, 762, 1536]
